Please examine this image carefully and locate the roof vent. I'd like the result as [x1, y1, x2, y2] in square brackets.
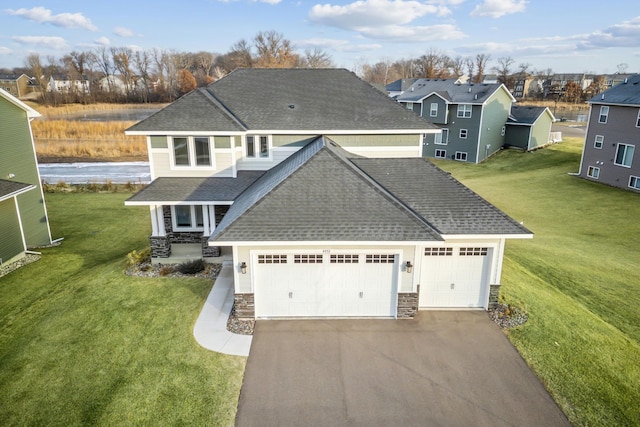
[468, 87, 472, 93]
[288, 104, 295, 109]
[624, 78, 628, 84]
[601, 94, 605, 100]
[474, 94, 478, 100]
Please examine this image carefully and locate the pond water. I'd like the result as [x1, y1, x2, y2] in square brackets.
[44, 108, 161, 122]
[39, 162, 151, 184]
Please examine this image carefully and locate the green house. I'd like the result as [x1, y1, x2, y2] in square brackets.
[0, 89, 52, 265]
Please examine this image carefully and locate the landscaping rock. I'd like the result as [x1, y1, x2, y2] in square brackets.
[0, 254, 40, 278]
[488, 303, 529, 329]
[226, 304, 255, 335]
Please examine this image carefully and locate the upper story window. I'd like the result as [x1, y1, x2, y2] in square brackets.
[246, 135, 270, 159]
[594, 135, 604, 149]
[172, 137, 213, 167]
[405, 102, 413, 110]
[599, 106, 609, 123]
[636, 109, 640, 127]
[459, 129, 468, 139]
[457, 104, 472, 118]
[614, 143, 635, 167]
[430, 103, 438, 117]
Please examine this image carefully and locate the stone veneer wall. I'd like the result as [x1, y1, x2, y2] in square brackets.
[150, 235, 170, 258]
[160, 205, 221, 258]
[489, 284, 500, 309]
[234, 293, 255, 319]
[397, 291, 419, 319]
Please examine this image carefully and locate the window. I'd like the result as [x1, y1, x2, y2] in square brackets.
[435, 149, 446, 159]
[366, 254, 395, 263]
[405, 102, 413, 110]
[599, 106, 609, 123]
[455, 151, 468, 161]
[637, 109, 640, 127]
[430, 103, 438, 117]
[172, 205, 204, 231]
[435, 129, 449, 145]
[457, 104, 472, 118]
[330, 254, 359, 263]
[294, 254, 323, 264]
[587, 166, 600, 178]
[594, 135, 604, 149]
[614, 143, 635, 167]
[629, 175, 640, 189]
[459, 129, 468, 139]
[425, 247, 452, 256]
[460, 247, 488, 256]
[171, 137, 213, 167]
[258, 254, 287, 264]
[246, 135, 270, 159]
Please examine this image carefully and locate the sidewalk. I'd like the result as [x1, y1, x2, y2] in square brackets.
[193, 265, 253, 357]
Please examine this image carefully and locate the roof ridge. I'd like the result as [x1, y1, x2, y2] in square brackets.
[199, 87, 249, 130]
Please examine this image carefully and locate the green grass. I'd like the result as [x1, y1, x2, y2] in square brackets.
[0, 193, 244, 426]
[434, 140, 640, 426]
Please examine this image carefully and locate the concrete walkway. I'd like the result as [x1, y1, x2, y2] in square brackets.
[193, 265, 253, 357]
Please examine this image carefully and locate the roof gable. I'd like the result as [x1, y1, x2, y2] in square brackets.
[396, 78, 514, 105]
[210, 137, 442, 242]
[508, 106, 554, 126]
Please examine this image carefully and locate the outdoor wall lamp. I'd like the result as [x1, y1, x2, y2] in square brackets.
[240, 262, 247, 274]
[405, 261, 413, 274]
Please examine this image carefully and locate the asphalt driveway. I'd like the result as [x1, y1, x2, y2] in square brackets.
[235, 311, 570, 427]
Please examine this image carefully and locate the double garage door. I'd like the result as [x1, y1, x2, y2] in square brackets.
[254, 252, 398, 318]
[419, 246, 491, 308]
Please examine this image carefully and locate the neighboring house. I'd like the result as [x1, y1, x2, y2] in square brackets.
[510, 73, 534, 99]
[0, 74, 33, 98]
[394, 78, 516, 163]
[48, 74, 90, 94]
[124, 68, 532, 319]
[386, 78, 418, 98]
[578, 74, 640, 192]
[506, 106, 556, 151]
[0, 89, 53, 265]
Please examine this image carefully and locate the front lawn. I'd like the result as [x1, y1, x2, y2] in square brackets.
[434, 140, 640, 426]
[0, 193, 244, 426]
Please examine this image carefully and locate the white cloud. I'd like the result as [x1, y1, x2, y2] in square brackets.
[578, 16, 640, 49]
[6, 7, 98, 31]
[0, 46, 12, 55]
[296, 37, 382, 52]
[470, 0, 527, 19]
[11, 36, 68, 50]
[95, 36, 111, 46]
[310, 0, 450, 29]
[113, 27, 135, 37]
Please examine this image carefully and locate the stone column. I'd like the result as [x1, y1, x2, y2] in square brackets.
[150, 235, 171, 258]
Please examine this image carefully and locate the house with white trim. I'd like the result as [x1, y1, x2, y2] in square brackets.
[0, 89, 53, 266]
[578, 74, 640, 192]
[125, 68, 532, 319]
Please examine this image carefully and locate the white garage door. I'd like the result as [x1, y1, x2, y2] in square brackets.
[254, 252, 398, 318]
[419, 247, 491, 308]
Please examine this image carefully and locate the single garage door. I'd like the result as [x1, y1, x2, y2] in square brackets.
[254, 252, 398, 318]
[419, 247, 491, 308]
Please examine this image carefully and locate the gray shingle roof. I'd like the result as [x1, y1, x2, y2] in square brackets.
[128, 69, 437, 133]
[125, 172, 264, 204]
[508, 106, 549, 125]
[588, 73, 640, 106]
[396, 78, 508, 104]
[350, 158, 531, 236]
[209, 137, 443, 242]
[0, 179, 34, 202]
[127, 89, 247, 133]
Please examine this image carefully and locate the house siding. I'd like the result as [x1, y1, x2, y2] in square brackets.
[580, 104, 640, 190]
[0, 100, 51, 247]
[529, 115, 553, 150]
[0, 199, 25, 264]
[505, 126, 531, 150]
[148, 136, 235, 178]
[329, 134, 421, 158]
[423, 104, 482, 162]
[477, 93, 511, 162]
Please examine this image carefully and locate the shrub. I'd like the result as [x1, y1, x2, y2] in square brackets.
[126, 248, 151, 267]
[159, 265, 175, 276]
[176, 259, 205, 275]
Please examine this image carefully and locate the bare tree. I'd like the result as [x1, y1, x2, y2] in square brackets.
[450, 56, 465, 78]
[617, 63, 629, 74]
[493, 56, 514, 88]
[134, 50, 152, 102]
[253, 31, 299, 68]
[415, 49, 449, 78]
[474, 53, 491, 83]
[112, 47, 136, 99]
[465, 57, 474, 83]
[304, 48, 334, 68]
[25, 53, 48, 102]
[564, 81, 582, 103]
[361, 59, 397, 85]
[392, 59, 417, 79]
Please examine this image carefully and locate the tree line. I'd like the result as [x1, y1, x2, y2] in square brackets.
[1, 31, 630, 105]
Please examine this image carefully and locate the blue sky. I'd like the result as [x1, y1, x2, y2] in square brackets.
[1, 0, 639, 75]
